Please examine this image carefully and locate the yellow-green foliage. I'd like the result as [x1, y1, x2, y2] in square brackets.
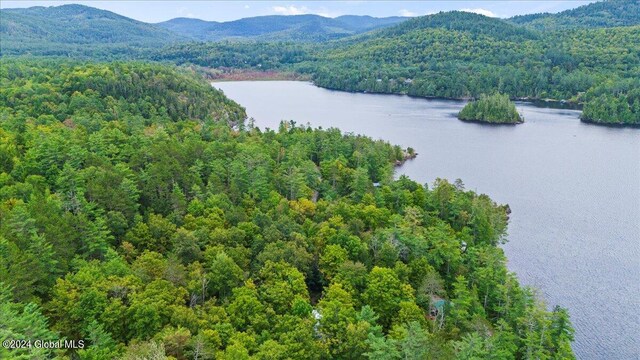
[0, 60, 574, 359]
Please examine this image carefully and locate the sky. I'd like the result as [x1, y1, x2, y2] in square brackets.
[1, 1, 598, 23]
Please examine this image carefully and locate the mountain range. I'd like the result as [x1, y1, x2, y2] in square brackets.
[0, 4, 183, 46]
[2, 1, 639, 54]
[0, 4, 407, 48]
[156, 14, 407, 41]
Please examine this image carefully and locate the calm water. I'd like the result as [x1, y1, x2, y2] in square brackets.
[215, 81, 640, 359]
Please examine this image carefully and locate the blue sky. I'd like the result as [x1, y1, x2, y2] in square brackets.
[1, 1, 597, 23]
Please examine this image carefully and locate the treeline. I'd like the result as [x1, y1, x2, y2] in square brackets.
[3, 4, 639, 125]
[305, 15, 639, 126]
[580, 78, 640, 125]
[458, 93, 523, 124]
[151, 41, 315, 70]
[0, 5, 183, 60]
[147, 13, 639, 125]
[0, 60, 575, 359]
[0, 60, 245, 128]
[509, 0, 640, 30]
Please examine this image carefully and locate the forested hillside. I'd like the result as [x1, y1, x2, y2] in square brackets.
[0, 61, 575, 359]
[152, 4, 640, 126]
[509, 0, 640, 30]
[157, 15, 407, 42]
[2, 2, 638, 125]
[0, 5, 406, 48]
[0, 4, 184, 58]
[301, 11, 639, 125]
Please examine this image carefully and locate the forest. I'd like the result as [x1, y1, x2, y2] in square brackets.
[295, 14, 639, 126]
[458, 94, 523, 124]
[1, 1, 639, 125]
[152, 8, 640, 125]
[0, 60, 576, 359]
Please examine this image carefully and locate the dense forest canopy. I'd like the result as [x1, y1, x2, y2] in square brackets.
[0, 5, 185, 59]
[508, 0, 640, 30]
[0, 60, 575, 359]
[458, 94, 523, 124]
[1, 1, 639, 125]
[297, 10, 639, 125]
[3, 1, 638, 358]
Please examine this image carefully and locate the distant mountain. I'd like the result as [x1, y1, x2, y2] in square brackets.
[0, 4, 184, 57]
[1, 4, 183, 44]
[378, 11, 538, 41]
[509, 0, 640, 30]
[157, 17, 219, 38]
[328, 15, 408, 32]
[157, 14, 407, 42]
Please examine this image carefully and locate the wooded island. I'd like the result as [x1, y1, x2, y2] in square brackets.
[458, 94, 524, 124]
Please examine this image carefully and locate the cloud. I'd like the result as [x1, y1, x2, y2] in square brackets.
[272, 5, 308, 15]
[271, 5, 333, 17]
[244, 5, 250, 9]
[460, 8, 497, 17]
[177, 6, 195, 18]
[399, 9, 418, 17]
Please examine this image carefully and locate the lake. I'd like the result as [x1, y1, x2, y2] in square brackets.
[214, 81, 640, 359]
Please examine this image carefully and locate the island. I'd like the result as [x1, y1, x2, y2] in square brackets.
[458, 93, 524, 124]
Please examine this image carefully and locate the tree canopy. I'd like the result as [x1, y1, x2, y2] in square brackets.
[2, 1, 639, 125]
[0, 60, 575, 359]
[458, 93, 523, 124]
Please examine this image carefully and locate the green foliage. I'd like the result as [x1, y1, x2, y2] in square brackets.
[300, 14, 638, 127]
[581, 78, 640, 125]
[0, 60, 575, 358]
[363, 267, 414, 329]
[0, 283, 60, 359]
[509, 0, 640, 30]
[0, 4, 184, 58]
[152, 41, 315, 70]
[153, 6, 640, 126]
[3, 2, 639, 126]
[458, 93, 523, 124]
[207, 252, 244, 299]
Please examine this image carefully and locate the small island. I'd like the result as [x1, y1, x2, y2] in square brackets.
[458, 93, 524, 124]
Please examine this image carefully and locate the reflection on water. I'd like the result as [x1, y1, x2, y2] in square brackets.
[215, 81, 640, 360]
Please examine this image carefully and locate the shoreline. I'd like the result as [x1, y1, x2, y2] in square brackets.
[458, 117, 524, 126]
[208, 73, 640, 128]
[206, 69, 311, 82]
[205, 71, 575, 109]
[396, 151, 418, 166]
[580, 118, 640, 128]
[318, 85, 584, 111]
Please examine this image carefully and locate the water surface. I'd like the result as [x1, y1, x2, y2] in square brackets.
[215, 81, 640, 359]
